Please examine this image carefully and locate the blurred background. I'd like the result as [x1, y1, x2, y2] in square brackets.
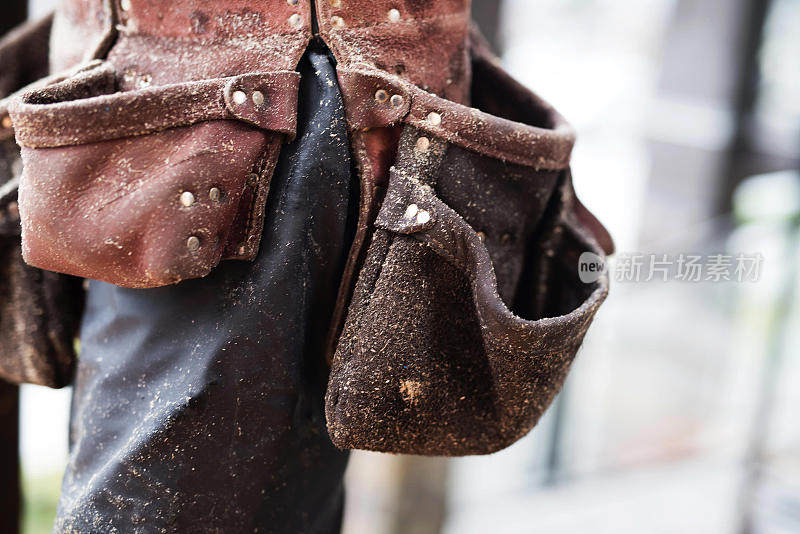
[6, 0, 800, 533]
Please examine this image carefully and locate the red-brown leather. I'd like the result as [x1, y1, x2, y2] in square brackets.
[49, 0, 114, 73]
[9, 57, 300, 287]
[318, 0, 472, 104]
[19, 123, 270, 288]
[4, 0, 615, 457]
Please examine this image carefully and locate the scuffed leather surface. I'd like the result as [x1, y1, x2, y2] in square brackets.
[325, 41, 610, 455]
[326, 130, 608, 455]
[19, 122, 273, 288]
[0, 14, 83, 390]
[10, 63, 300, 147]
[2, 0, 613, 464]
[49, 0, 110, 73]
[318, 0, 472, 104]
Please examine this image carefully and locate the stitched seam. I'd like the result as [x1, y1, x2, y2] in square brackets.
[242, 149, 270, 249]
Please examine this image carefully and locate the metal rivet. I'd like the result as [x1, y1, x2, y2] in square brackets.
[331, 16, 345, 27]
[1, 116, 11, 129]
[289, 13, 302, 27]
[138, 74, 152, 88]
[120, 0, 131, 11]
[187, 236, 201, 252]
[388, 8, 401, 22]
[415, 137, 430, 152]
[180, 191, 195, 207]
[209, 187, 221, 202]
[477, 231, 487, 242]
[390, 94, 404, 108]
[404, 204, 419, 219]
[500, 233, 512, 244]
[330, 0, 342, 7]
[247, 173, 259, 186]
[375, 89, 389, 103]
[427, 112, 442, 126]
[416, 210, 431, 225]
[252, 91, 265, 106]
[238, 244, 247, 255]
[232, 90, 247, 105]
[287, 0, 299, 5]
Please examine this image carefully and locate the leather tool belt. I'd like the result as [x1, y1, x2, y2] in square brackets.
[0, 0, 613, 455]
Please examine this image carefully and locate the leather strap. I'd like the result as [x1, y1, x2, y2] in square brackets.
[10, 63, 300, 148]
[337, 67, 576, 171]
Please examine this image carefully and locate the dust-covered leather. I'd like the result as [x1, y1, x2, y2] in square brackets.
[2, 1, 613, 455]
[325, 41, 610, 455]
[0, 14, 83, 389]
[9, 61, 300, 288]
[9, 3, 306, 288]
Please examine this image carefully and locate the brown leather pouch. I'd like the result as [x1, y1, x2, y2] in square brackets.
[325, 48, 611, 455]
[9, 61, 299, 288]
[0, 15, 83, 388]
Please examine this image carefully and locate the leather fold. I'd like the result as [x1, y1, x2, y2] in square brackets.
[338, 66, 575, 170]
[10, 63, 300, 148]
[12, 60, 298, 288]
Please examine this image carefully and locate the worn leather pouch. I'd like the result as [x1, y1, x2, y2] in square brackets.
[9, 60, 299, 288]
[0, 15, 83, 388]
[326, 48, 611, 455]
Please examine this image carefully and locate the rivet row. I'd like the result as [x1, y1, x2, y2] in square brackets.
[231, 90, 266, 107]
[404, 204, 430, 225]
[179, 187, 223, 209]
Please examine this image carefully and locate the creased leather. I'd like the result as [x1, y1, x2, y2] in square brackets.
[2, 1, 613, 459]
[325, 38, 610, 454]
[10, 64, 300, 148]
[326, 136, 608, 455]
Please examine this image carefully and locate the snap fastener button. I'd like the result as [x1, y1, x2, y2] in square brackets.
[427, 112, 442, 126]
[209, 187, 221, 202]
[120, 0, 131, 11]
[388, 9, 401, 22]
[180, 191, 196, 207]
[187, 236, 201, 252]
[288, 13, 302, 27]
[416, 210, 431, 225]
[287, 0, 299, 5]
[415, 137, 430, 152]
[252, 91, 265, 106]
[404, 204, 419, 219]
[390, 94, 404, 108]
[331, 16, 345, 27]
[232, 90, 247, 105]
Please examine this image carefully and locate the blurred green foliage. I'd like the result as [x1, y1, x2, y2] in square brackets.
[22, 471, 61, 534]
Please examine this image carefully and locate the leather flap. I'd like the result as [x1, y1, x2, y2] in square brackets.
[337, 68, 412, 131]
[337, 67, 576, 170]
[9, 64, 301, 148]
